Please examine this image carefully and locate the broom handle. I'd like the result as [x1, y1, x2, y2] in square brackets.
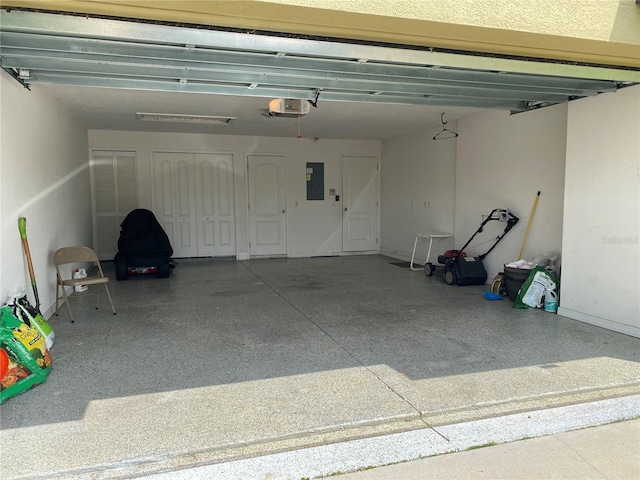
[518, 191, 540, 260]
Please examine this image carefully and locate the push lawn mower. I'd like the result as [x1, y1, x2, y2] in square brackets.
[424, 208, 519, 286]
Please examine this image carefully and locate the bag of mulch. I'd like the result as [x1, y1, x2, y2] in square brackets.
[514, 266, 558, 309]
[7, 293, 55, 349]
[0, 306, 52, 404]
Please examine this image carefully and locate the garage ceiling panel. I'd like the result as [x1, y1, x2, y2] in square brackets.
[1, 10, 637, 116]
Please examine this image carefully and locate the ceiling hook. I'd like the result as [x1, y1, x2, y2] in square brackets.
[308, 89, 321, 108]
[433, 112, 459, 140]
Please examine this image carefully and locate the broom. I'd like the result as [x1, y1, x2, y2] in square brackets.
[518, 191, 541, 260]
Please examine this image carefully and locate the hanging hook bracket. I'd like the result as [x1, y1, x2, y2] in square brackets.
[433, 112, 459, 140]
[308, 89, 321, 108]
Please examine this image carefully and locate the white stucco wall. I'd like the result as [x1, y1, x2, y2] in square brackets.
[269, 0, 639, 43]
[560, 85, 640, 337]
[379, 104, 568, 283]
[0, 70, 91, 317]
[454, 105, 568, 281]
[380, 122, 458, 260]
[87, 130, 381, 260]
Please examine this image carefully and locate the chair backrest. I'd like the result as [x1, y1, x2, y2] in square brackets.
[54, 246, 99, 267]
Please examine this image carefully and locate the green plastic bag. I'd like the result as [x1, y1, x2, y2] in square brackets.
[514, 266, 558, 310]
[0, 306, 52, 404]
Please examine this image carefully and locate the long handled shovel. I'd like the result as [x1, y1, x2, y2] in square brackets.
[18, 217, 41, 310]
[17, 217, 55, 348]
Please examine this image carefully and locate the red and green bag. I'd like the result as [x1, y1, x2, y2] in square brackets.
[0, 306, 52, 404]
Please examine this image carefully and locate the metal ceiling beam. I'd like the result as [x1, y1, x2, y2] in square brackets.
[0, 57, 577, 105]
[1, 10, 637, 82]
[18, 72, 534, 112]
[0, 31, 618, 95]
[0, 9, 637, 114]
[0, 37, 615, 104]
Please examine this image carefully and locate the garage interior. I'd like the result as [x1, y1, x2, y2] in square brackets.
[1, 2, 639, 478]
[3, 256, 640, 478]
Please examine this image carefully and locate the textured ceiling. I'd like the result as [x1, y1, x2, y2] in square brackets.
[39, 84, 480, 140]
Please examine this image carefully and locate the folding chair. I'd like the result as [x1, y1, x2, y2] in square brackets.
[54, 246, 116, 323]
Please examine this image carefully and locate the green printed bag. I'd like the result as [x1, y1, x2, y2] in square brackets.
[514, 266, 558, 310]
[10, 295, 55, 349]
[0, 306, 52, 404]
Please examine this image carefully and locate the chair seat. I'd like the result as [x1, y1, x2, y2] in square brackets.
[62, 276, 110, 287]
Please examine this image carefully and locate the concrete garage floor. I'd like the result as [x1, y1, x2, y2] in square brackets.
[1, 255, 639, 479]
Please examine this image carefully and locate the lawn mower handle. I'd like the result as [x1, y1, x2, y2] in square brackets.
[456, 209, 519, 259]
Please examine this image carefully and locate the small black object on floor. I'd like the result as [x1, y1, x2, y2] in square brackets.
[389, 261, 413, 268]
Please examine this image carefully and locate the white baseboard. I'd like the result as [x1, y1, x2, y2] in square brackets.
[557, 307, 640, 338]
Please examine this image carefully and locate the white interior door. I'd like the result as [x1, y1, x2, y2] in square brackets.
[248, 155, 287, 256]
[195, 153, 236, 257]
[342, 156, 379, 252]
[152, 152, 197, 258]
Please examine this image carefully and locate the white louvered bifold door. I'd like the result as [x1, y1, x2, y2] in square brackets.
[91, 150, 138, 260]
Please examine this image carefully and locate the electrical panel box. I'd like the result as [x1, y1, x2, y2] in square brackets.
[306, 162, 324, 200]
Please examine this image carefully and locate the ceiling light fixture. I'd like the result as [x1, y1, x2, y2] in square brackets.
[136, 113, 236, 124]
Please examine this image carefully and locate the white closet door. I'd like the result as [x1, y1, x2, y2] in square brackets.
[195, 153, 236, 257]
[342, 155, 379, 252]
[153, 152, 176, 249]
[91, 150, 137, 260]
[153, 152, 198, 258]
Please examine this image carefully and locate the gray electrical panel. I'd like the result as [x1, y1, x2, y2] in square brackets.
[306, 162, 324, 200]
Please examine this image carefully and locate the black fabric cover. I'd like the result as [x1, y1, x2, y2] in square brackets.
[115, 209, 173, 267]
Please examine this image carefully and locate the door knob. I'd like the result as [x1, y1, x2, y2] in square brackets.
[282, 209, 286, 213]
[344, 207, 348, 211]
